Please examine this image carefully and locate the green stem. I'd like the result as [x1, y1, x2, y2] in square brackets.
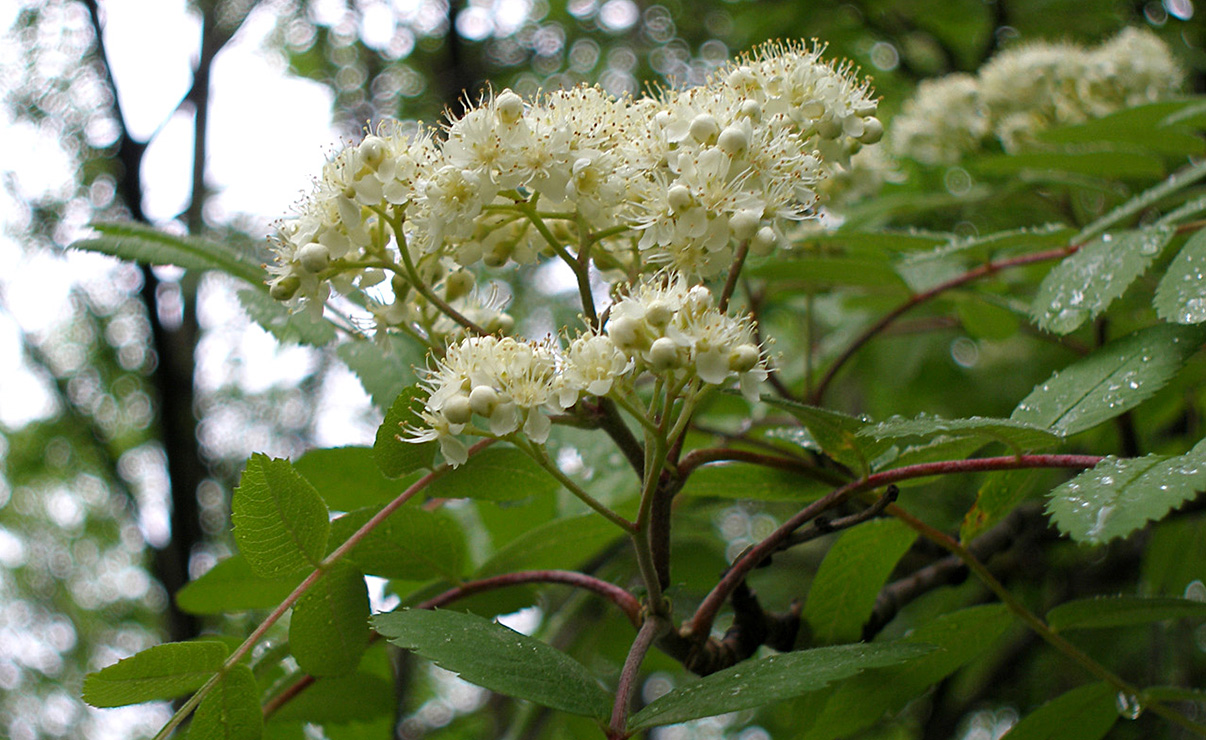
[517, 202, 599, 325]
[151, 440, 495, 739]
[515, 437, 636, 533]
[381, 209, 489, 336]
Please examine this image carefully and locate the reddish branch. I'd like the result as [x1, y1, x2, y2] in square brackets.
[683, 453, 1100, 643]
[809, 243, 1080, 404]
[416, 570, 641, 625]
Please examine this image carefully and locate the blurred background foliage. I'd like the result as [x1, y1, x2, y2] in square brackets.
[2, 1, 1205, 738]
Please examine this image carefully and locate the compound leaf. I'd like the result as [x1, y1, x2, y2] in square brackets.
[232, 455, 329, 578]
[83, 641, 228, 708]
[1047, 439, 1206, 544]
[374, 608, 611, 720]
[290, 562, 370, 677]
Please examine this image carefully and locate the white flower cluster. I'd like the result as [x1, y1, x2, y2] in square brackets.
[268, 41, 879, 320]
[407, 275, 767, 466]
[890, 28, 1183, 165]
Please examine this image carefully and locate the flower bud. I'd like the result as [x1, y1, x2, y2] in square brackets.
[738, 99, 762, 121]
[717, 124, 749, 157]
[649, 337, 683, 371]
[469, 385, 500, 416]
[442, 394, 473, 425]
[689, 113, 721, 145]
[859, 116, 884, 145]
[751, 226, 777, 255]
[444, 269, 475, 302]
[730, 343, 762, 372]
[645, 299, 675, 328]
[496, 90, 524, 125]
[726, 65, 755, 90]
[269, 275, 300, 301]
[607, 315, 641, 350]
[667, 184, 693, 213]
[729, 209, 761, 241]
[298, 242, 330, 273]
[358, 136, 387, 170]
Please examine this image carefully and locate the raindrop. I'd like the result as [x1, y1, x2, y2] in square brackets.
[1116, 692, 1143, 720]
[1185, 580, 1206, 602]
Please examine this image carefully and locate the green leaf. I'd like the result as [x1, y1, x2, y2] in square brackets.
[627, 642, 934, 731]
[1011, 324, 1206, 436]
[237, 288, 336, 347]
[1001, 682, 1117, 740]
[187, 665, 263, 740]
[858, 415, 1060, 454]
[906, 223, 1075, 264]
[972, 150, 1165, 180]
[337, 333, 426, 411]
[373, 608, 612, 720]
[176, 555, 304, 615]
[1156, 229, 1206, 324]
[82, 641, 228, 708]
[1076, 159, 1206, 243]
[476, 513, 622, 578]
[269, 671, 393, 725]
[761, 397, 875, 471]
[425, 447, 558, 502]
[73, 221, 267, 286]
[1039, 101, 1206, 156]
[289, 562, 370, 677]
[955, 295, 1023, 340]
[961, 469, 1038, 542]
[332, 505, 467, 582]
[794, 229, 949, 254]
[680, 463, 827, 501]
[803, 604, 1013, 740]
[231, 455, 330, 578]
[1047, 439, 1206, 544]
[804, 519, 918, 643]
[1047, 595, 1206, 631]
[747, 257, 910, 291]
[293, 446, 409, 511]
[1031, 226, 1175, 335]
[373, 387, 437, 478]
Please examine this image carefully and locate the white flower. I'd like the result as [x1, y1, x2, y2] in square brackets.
[558, 332, 632, 408]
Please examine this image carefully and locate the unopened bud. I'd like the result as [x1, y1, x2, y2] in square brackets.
[496, 90, 524, 125]
[717, 125, 749, 157]
[730, 344, 761, 372]
[442, 394, 473, 425]
[689, 113, 721, 144]
[751, 226, 777, 255]
[667, 184, 693, 213]
[444, 270, 475, 302]
[297, 242, 330, 273]
[269, 275, 300, 301]
[469, 385, 500, 416]
[649, 337, 682, 372]
[607, 316, 641, 350]
[859, 116, 883, 145]
[645, 299, 675, 328]
[358, 136, 387, 169]
[729, 209, 761, 241]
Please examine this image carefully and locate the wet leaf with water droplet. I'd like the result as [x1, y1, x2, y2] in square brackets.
[1012, 324, 1206, 436]
[627, 642, 934, 731]
[1047, 438, 1206, 544]
[1156, 229, 1206, 324]
[1032, 226, 1174, 335]
[373, 608, 612, 720]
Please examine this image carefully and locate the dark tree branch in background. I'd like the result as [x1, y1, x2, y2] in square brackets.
[82, 0, 243, 644]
